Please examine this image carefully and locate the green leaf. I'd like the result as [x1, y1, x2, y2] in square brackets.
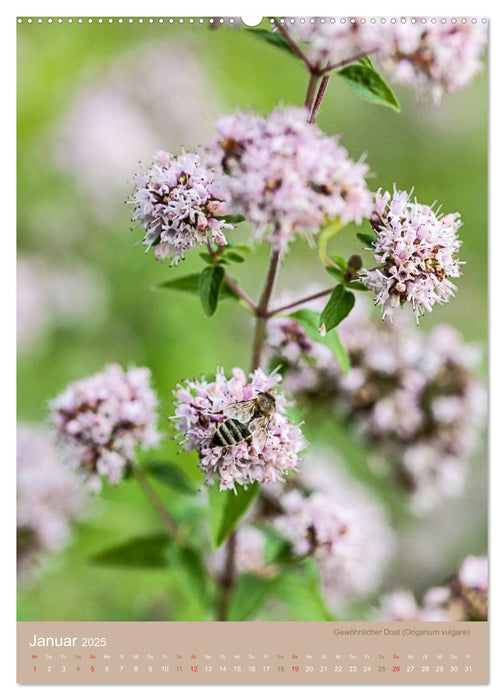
[223, 251, 246, 263]
[167, 543, 209, 601]
[272, 567, 332, 621]
[208, 482, 260, 548]
[144, 461, 197, 495]
[247, 28, 300, 59]
[91, 533, 171, 568]
[325, 266, 345, 282]
[346, 281, 369, 292]
[199, 265, 226, 317]
[256, 525, 293, 565]
[289, 308, 350, 374]
[356, 232, 377, 247]
[157, 273, 238, 300]
[330, 253, 348, 272]
[157, 273, 201, 294]
[337, 62, 401, 112]
[358, 56, 374, 69]
[320, 285, 355, 333]
[228, 573, 272, 621]
[222, 214, 246, 224]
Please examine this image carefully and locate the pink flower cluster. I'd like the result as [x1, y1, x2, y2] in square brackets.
[271, 450, 395, 611]
[375, 590, 450, 622]
[131, 150, 231, 263]
[376, 555, 487, 622]
[51, 364, 159, 490]
[289, 18, 379, 70]
[289, 18, 486, 101]
[377, 20, 487, 103]
[360, 188, 463, 321]
[17, 426, 87, 579]
[206, 106, 372, 252]
[172, 367, 306, 491]
[266, 296, 486, 514]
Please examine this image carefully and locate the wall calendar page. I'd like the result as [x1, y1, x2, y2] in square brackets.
[16, 14, 488, 687]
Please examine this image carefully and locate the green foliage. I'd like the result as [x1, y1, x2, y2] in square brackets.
[228, 573, 273, 621]
[271, 563, 332, 621]
[199, 265, 226, 317]
[356, 232, 377, 247]
[144, 461, 198, 495]
[337, 60, 401, 112]
[167, 543, 210, 602]
[91, 533, 171, 568]
[156, 272, 239, 300]
[289, 308, 350, 374]
[208, 482, 260, 548]
[247, 28, 301, 60]
[320, 285, 355, 333]
[330, 253, 348, 272]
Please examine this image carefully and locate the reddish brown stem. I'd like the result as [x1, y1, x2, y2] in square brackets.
[205, 239, 257, 313]
[267, 286, 334, 318]
[216, 530, 237, 620]
[322, 47, 379, 74]
[272, 18, 314, 71]
[309, 75, 330, 124]
[250, 247, 281, 371]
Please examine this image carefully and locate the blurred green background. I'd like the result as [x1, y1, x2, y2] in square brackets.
[17, 19, 487, 621]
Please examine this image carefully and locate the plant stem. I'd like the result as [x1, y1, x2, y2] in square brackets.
[322, 48, 378, 75]
[216, 246, 281, 619]
[251, 247, 281, 371]
[309, 75, 330, 124]
[304, 72, 320, 111]
[224, 273, 257, 314]
[205, 239, 257, 313]
[318, 218, 343, 266]
[132, 464, 179, 539]
[272, 18, 314, 71]
[216, 530, 237, 621]
[267, 287, 334, 317]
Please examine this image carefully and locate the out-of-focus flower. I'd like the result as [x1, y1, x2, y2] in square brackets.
[207, 525, 276, 580]
[458, 554, 487, 591]
[17, 425, 87, 579]
[376, 20, 487, 103]
[360, 188, 463, 322]
[206, 106, 372, 252]
[172, 367, 306, 491]
[288, 17, 379, 70]
[54, 44, 221, 220]
[429, 554, 488, 621]
[51, 364, 159, 490]
[131, 150, 232, 264]
[375, 589, 450, 621]
[339, 314, 486, 514]
[17, 258, 106, 351]
[377, 554, 488, 621]
[287, 18, 486, 102]
[266, 314, 337, 399]
[266, 294, 486, 514]
[271, 450, 395, 611]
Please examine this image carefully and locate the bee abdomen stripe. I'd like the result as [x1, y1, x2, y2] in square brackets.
[228, 419, 250, 441]
[219, 422, 236, 444]
[212, 429, 226, 446]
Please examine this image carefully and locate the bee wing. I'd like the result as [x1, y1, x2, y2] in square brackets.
[223, 399, 256, 423]
[249, 416, 271, 453]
